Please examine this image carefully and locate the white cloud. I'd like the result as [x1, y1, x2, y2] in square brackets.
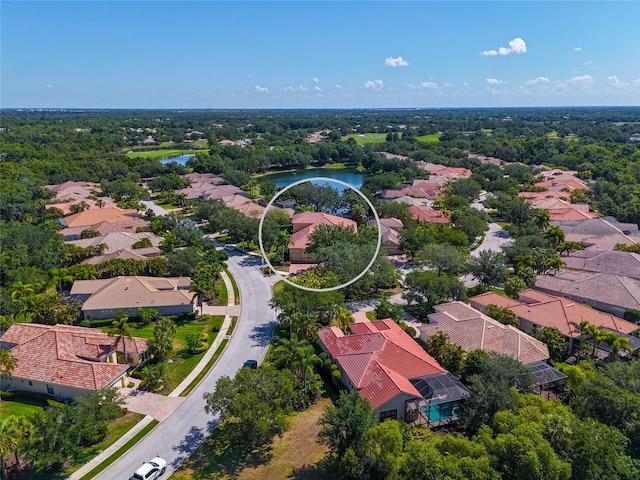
[607, 75, 629, 88]
[526, 76, 549, 85]
[634, 79, 640, 86]
[312, 77, 319, 84]
[481, 37, 527, 56]
[46, 84, 54, 88]
[583, 60, 593, 66]
[463, 82, 469, 87]
[282, 85, 309, 92]
[363, 80, 384, 90]
[444, 83, 454, 87]
[573, 47, 582, 52]
[335, 84, 342, 90]
[486, 78, 508, 85]
[255, 85, 269, 93]
[409, 81, 438, 89]
[384, 56, 409, 67]
[313, 85, 322, 92]
[568, 74, 593, 85]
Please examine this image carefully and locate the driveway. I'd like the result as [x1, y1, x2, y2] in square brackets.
[92, 252, 275, 480]
[461, 222, 512, 287]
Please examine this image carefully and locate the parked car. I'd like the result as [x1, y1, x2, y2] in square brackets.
[242, 359, 258, 369]
[129, 457, 167, 480]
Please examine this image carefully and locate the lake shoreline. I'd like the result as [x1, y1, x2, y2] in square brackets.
[251, 162, 361, 179]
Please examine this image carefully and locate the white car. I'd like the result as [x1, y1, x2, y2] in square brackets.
[129, 457, 167, 480]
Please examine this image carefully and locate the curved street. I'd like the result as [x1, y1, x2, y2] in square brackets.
[92, 252, 275, 480]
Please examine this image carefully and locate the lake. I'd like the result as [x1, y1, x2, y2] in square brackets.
[160, 153, 195, 165]
[261, 168, 366, 191]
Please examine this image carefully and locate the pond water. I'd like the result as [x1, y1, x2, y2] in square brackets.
[261, 168, 366, 191]
[160, 154, 195, 165]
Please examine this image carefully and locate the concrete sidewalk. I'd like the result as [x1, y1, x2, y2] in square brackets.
[68, 267, 239, 479]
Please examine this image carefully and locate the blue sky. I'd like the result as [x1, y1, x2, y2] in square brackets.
[2, 1, 639, 108]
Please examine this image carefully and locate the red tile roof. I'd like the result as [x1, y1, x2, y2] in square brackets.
[0, 323, 146, 392]
[317, 319, 446, 408]
[409, 205, 451, 223]
[470, 289, 638, 337]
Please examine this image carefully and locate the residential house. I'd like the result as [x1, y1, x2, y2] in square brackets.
[67, 231, 164, 252]
[470, 289, 638, 353]
[534, 271, 640, 318]
[82, 247, 162, 265]
[45, 181, 103, 202]
[409, 205, 451, 224]
[58, 207, 139, 229]
[554, 217, 640, 251]
[59, 219, 150, 241]
[46, 197, 117, 216]
[0, 323, 149, 400]
[562, 250, 640, 279]
[317, 319, 470, 426]
[288, 212, 357, 263]
[369, 217, 403, 255]
[71, 276, 193, 320]
[419, 302, 566, 389]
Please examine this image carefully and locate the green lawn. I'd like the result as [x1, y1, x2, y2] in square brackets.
[416, 133, 441, 143]
[341, 133, 387, 145]
[125, 149, 206, 160]
[100, 315, 224, 392]
[0, 398, 45, 418]
[365, 311, 376, 321]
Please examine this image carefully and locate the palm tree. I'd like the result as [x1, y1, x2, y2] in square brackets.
[276, 229, 291, 263]
[533, 209, 551, 231]
[48, 267, 73, 293]
[189, 279, 211, 316]
[610, 335, 633, 361]
[331, 306, 354, 333]
[544, 226, 565, 248]
[9, 282, 35, 322]
[272, 333, 307, 369]
[109, 312, 133, 366]
[545, 256, 565, 275]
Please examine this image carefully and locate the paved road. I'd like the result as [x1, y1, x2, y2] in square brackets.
[140, 199, 172, 216]
[461, 222, 512, 287]
[94, 252, 275, 480]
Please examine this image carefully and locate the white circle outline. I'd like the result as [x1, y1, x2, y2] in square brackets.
[258, 177, 382, 292]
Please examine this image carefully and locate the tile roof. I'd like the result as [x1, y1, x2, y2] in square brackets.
[68, 232, 164, 251]
[419, 302, 549, 365]
[232, 202, 266, 219]
[409, 205, 451, 223]
[289, 213, 358, 250]
[563, 250, 640, 278]
[317, 319, 446, 408]
[548, 208, 597, 221]
[70, 276, 193, 311]
[0, 323, 146, 392]
[46, 198, 117, 215]
[82, 247, 162, 265]
[61, 207, 139, 228]
[534, 271, 640, 311]
[555, 217, 640, 237]
[470, 289, 638, 337]
[45, 181, 103, 201]
[59, 219, 150, 239]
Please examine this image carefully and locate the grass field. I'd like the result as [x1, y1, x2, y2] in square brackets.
[172, 395, 332, 480]
[125, 149, 204, 160]
[342, 133, 387, 145]
[0, 398, 45, 418]
[416, 133, 441, 143]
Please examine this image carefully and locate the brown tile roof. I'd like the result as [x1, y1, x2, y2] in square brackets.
[548, 208, 597, 221]
[82, 247, 162, 265]
[534, 271, 640, 311]
[59, 219, 150, 239]
[518, 191, 571, 202]
[0, 323, 145, 392]
[70, 276, 193, 311]
[45, 181, 102, 201]
[470, 289, 638, 337]
[68, 232, 164, 251]
[419, 302, 549, 365]
[61, 207, 139, 228]
[46, 198, 116, 215]
[317, 319, 446, 408]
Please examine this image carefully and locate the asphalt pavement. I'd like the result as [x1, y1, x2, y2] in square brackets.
[91, 252, 275, 480]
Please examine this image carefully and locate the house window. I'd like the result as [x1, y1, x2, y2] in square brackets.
[28, 380, 33, 386]
[379, 409, 398, 422]
[46, 384, 54, 395]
